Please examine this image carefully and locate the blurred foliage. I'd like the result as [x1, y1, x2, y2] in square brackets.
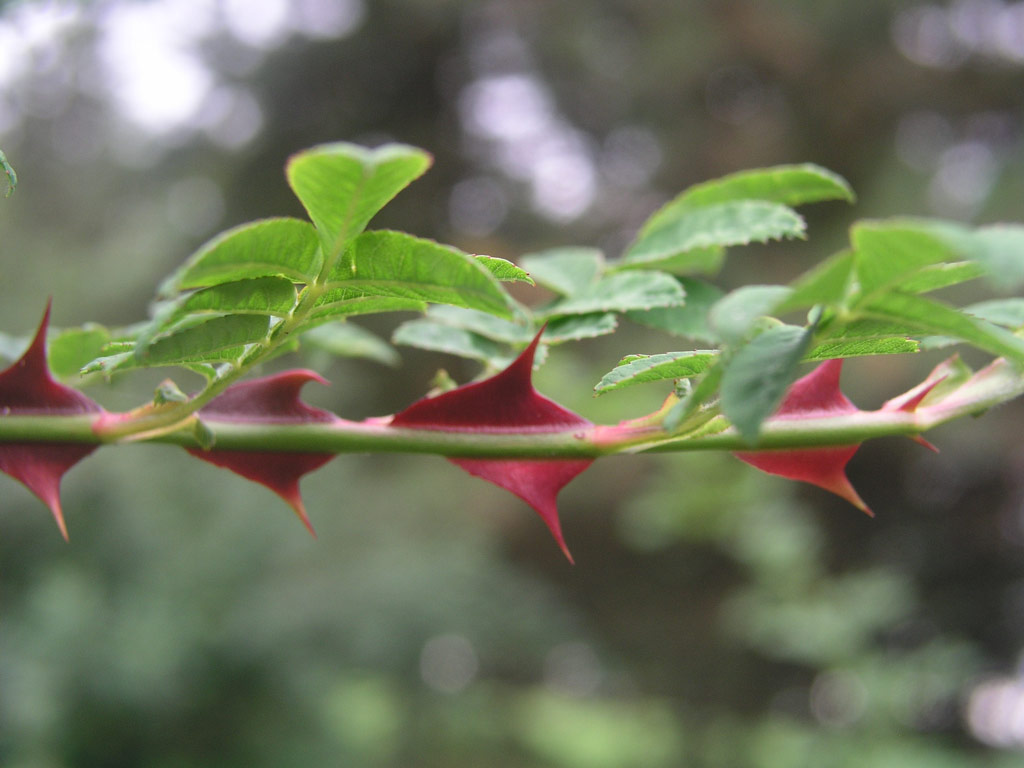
[4, 0, 1024, 765]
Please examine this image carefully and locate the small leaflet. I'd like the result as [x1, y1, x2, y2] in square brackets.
[391, 331, 593, 562]
[187, 370, 336, 536]
[0, 303, 103, 538]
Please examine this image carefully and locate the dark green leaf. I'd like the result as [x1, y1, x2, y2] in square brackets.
[475, 255, 535, 285]
[163, 218, 320, 293]
[520, 248, 604, 295]
[324, 230, 513, 318]
[627, 278, 723, 343]
[721, 324, 814, 443]
[286, 142, 431, 259]
[541, 270, 684, 317]
[594, 350, 717, 395]
[302, 322, 400, 366]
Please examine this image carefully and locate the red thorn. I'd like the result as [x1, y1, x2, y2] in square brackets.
[0, 302, 103, 537]
[188, 369, 337, 535]
[186, 449, 330, 537]
[393, 330, 591, 560]
[734, 360, 871, 514]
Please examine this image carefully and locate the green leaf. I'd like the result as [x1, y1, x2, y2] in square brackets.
[964, 298, 1024, 328]
[543, 313, 618, 342]
[162, 218, 321, 293]
[309, 295, 427, 321]
[541, 271, 684, 317]
[594, 350, 717, 395]
[139, 315, 271, 365]
[176, 276, 298, 319]
[301, 322, 400, 366]
[612, 246, 724, 276]
[896, 261, 986, 294]
[779, 251, 854, 312]
[626, 278, 723, 343]
[520, 248, 604, 295]
[920, 220, 1024, 289]
[426, 305, 533, 344]
[721, 324, 815, 443]
[286, 142, 431, 260]
[709, 285, 793, 346]
[863, 292, 1024, 363]
[625, 201, 806, 267]
[392, 318, 508, 364]
[324, 230, 513, 318]
[48, 325, 111, 379]
[475, 255, 535, 285]
[641, 164, 853, 236]
[850, 221, 960, 302]
[805, 336, 918, 360]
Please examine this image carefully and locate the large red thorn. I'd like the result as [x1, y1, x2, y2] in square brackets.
[734, 359, 872, 515]
[0, 301, 103, 538]
[391, 331, 593, 562]
[187, 370, 336, 536]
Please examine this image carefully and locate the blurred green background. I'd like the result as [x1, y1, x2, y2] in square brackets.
[3, 0, 1024, 765]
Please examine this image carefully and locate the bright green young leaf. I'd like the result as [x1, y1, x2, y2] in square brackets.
[594, 350, 717, 395]
[475, 255, 535, 285]
[709, 285, 793, 346]
[520, 248, 604, 295]
[779, 251, 855, 312]
[850, 221, 960, 302]
[309, 295, 427, 321]
[81, 351, 138, 376]
[627, 278, 723, 343]
[162, 218, 321, 294]
[641, 164, 853, 236]
[324, 230, 514, 318]
[805, 336, 918, 360]
[625, 201, 806, 267]
[139, 315, 271, 365]
[176, 276, 298, 319]
[286, 142, 431, 261]
[541, 270, 684, 317]
[863, 292, 1024, 363]
[301, 321, 400, 366]
[49, 325, 111, 379]
[896, 261, 986, 294]
[543, 313, 618, 342]
[392, 318, 509, 364]
[721, 324, 814, 443]
[612, 245, 724, 276]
